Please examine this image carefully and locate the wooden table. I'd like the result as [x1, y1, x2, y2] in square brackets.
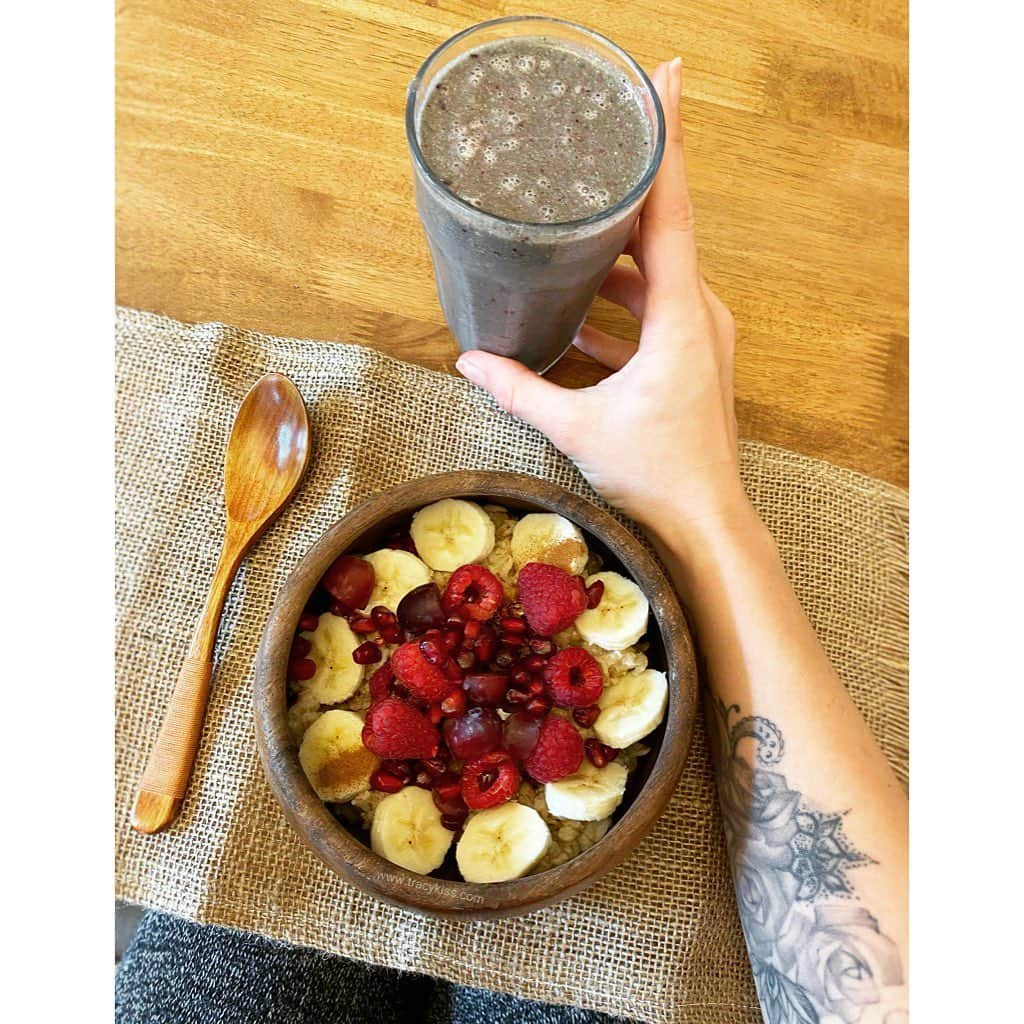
[117, 0, 908, 486]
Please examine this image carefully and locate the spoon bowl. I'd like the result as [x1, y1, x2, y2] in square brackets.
[225, 374, 311, 527]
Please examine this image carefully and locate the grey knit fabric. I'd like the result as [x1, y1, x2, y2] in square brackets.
[115, 911, 634, 1024]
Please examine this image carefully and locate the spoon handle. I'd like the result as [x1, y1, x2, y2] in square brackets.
[131, 658, 213, 832]
[131, 538, 245, 834]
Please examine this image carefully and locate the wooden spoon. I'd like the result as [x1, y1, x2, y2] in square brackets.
[131, 372, 311, 834]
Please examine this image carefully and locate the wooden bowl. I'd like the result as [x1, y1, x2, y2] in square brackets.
[254, 471, 697, 919]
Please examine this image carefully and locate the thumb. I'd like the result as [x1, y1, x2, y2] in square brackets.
[456, 350, 581, 449]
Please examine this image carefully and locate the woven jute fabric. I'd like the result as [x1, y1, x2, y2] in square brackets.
[115, 307, 908, 1024]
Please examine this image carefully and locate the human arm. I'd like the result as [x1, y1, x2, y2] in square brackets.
[455, 58, 908, 1023]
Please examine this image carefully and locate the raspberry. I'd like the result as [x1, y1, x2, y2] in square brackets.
[461, 751, 521, 809]
[544, 647, 604, 708]
[517, 562, 587, 636]
[391, 642, 450, 702]
[367, 660, 395, 702]
[442, 564, 504, 622]
[524, 715, 584, 783]
[362, 698, 439, 759]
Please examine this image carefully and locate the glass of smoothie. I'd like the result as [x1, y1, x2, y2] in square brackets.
[406, 17, 665, 374]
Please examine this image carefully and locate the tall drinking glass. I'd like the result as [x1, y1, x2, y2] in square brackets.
[406, 17, 665, 374]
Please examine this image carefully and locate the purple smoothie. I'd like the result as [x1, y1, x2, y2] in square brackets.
[419, 38, 652, 223]
[407, 21, 663, 372]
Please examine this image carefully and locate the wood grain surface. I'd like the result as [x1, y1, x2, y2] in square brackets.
[116, 0, 908, 486]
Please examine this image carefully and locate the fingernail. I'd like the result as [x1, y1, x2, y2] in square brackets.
[456, 352, 485, 385]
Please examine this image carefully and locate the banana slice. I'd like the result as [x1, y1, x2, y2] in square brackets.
[299, 709, 379, 803]
[510, 513, 589, 575]
[575, 571, 649, 651]
[362, 549, 433, 612]
[594, 669, 668, 748]
[456, 802, 550, 883]
[371, 786, 453, 875]
[303, 614, 364, 703]
[409, 499, 496, 571]
[545, 759, 628, 821]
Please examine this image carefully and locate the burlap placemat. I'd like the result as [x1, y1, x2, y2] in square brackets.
[115, 307, 908, 1024]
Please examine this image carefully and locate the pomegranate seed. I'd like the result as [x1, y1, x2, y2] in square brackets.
[298, 612, 319, 632]
[502, 601, 525, 618]
[433, 773, 462, 801]
[372, 636, 386, 646]
[443, 628, 462, 652]
[499, 633, 526, 648]
[455, 650, 476, 671]
[370, 769, 405, 793]
[505, 687, 530, 705]
[371, 606, 396, 627]
[387, 530, 416, 553]
[528, 637, 554, 657]
[350, 616, 376, 634]
[428, 704, 444, 725]
[440, 689, 467, 716]
[441, 658, 464, 681]
[527, 679, 546, 697]
[494, 651, 515, 669]
[586, 580, 605, 609]
[413, 768, 433, 788]
[525, 696, 552, 718]
[329, 600, 352, 617]
[291, 636, 312, 660]
[353, 641, 382, 665]
[585, 738, 619, 769]
[380, 759, 411, 781]
[463, 620, 482, 641]
[379, 624, 403, 644]
[420, 756, 449, 778]
[474, 636, 497, 664]
[573, 706, 601, 728]
[419, 637, 446, 665]
[500, 616, 527, 634]
[511, 667, 533, 688]
[441, 811, 468, 832]
[523, 654, 548, 673]
[288, 658, 317, 681]
[434, 783, 468, 817]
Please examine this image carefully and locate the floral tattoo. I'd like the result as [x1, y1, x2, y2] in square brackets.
[710, 697, 905, 1024]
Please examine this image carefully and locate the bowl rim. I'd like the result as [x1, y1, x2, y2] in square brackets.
[254, 470, 697, 919]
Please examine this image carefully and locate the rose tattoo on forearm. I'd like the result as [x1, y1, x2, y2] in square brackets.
[709, 697, 905, 1024]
